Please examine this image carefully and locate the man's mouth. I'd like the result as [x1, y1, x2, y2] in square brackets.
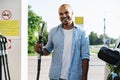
[63, 17, 68, 22]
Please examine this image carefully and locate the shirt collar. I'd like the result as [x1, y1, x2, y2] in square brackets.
[59, 22, 78, 30]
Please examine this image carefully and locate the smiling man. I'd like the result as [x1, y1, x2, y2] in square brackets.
[35, 4, 90, 80]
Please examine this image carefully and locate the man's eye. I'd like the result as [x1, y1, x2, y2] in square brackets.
[65, 11, 69, 14]
[59, 11, 69, 16]
[59, 13, 63, 15]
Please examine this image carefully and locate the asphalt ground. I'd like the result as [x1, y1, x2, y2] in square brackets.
[28, 54, 106, 80]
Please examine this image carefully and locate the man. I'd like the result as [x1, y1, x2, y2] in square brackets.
[35, 4, 90, 80]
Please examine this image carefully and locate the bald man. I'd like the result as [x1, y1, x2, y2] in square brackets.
[35, 4, 90, 80]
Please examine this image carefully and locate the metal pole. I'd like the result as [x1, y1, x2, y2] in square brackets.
[103, 18, 106, 45]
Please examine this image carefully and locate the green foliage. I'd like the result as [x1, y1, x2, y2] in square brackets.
[28, 5, 48, 54]
[42, 29, 49, 45]
[110, 38, 116, 44]
[107, 62, 120, 79]
[89, 31, 103, 45]
[89, 31, 116, 45]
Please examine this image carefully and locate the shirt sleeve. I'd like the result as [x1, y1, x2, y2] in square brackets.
[81, 31, 90, 60]
[45, 29, 54, 52]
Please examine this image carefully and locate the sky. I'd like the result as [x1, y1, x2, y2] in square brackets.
[28, 0, 120, 39]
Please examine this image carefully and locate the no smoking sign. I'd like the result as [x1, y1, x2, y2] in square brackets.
[2, 10, 12, 20]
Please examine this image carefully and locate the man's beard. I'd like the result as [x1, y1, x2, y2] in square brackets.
[62, 17, 69, 25]
[63, 22, 68, 25]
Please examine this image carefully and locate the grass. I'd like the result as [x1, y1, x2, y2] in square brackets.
[28, 44, 115, 56]
[90, 44, 115, 54]
[90, 49, 99, 54]
[28, 53, 37, 56]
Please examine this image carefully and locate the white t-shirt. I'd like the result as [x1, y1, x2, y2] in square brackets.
[60, 28, 73, 80]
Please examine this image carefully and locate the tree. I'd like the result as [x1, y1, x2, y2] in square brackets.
[89, 31, 116, 45]
[89, 31, 98, 45]
[28, 5, 48, 54]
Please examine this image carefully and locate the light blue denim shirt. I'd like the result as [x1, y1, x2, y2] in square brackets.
[45, 23, 90, 80]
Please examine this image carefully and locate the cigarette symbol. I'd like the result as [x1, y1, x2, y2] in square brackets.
[2, 10, 12, 20]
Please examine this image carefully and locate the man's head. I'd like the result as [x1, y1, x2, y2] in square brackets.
[58, 4, 73, 26]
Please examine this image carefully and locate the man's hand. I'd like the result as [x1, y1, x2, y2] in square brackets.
[34, 43, 41, 53]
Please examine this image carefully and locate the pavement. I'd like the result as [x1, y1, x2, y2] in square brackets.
[28, 53, 106, 80]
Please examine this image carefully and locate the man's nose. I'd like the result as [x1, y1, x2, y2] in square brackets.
[61, 13, 67, 17]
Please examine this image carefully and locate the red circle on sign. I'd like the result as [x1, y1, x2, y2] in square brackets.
[2, 10, 12, 20]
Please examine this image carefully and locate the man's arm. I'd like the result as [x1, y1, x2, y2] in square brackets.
[82, 59, 89, 80]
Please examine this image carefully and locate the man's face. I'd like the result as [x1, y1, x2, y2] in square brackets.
[58, 6, 73, 25]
